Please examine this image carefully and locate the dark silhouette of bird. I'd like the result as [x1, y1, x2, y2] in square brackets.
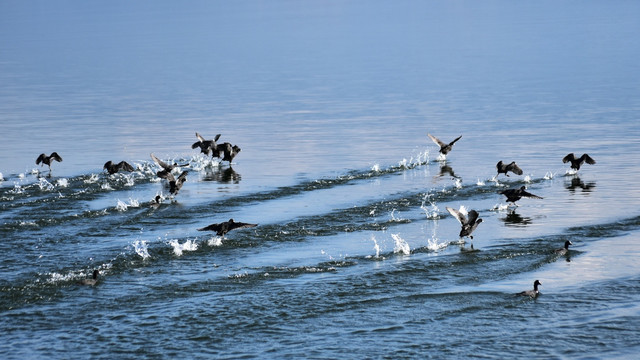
[78, 270, 99, 286]
[103, 160, 135, 175]
[563, 153, 596, 171]
[217, 143, 242, 163]
[446, 207, 483, 240]
[496, 161, 523, 177]
[500, 186, 543, 205]
[166, 171, 188, 196]
[516, 280, 541, 298]
[36, 152, 63, 173]
[192, 132, 221, 156]
[198, 218, 257, 236]
[554, 240, 573, 256]
[150, 153, 188, 180]
[428, 134, 462, 155]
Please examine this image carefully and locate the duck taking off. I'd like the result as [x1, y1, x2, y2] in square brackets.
[428, 134, 462, 156]
[103, 160, 135, 175]
[496, 161, 523, 177]
[516, 280, 541, 298]
[218, 143, 242, 163]
[446, 206, 483, 240]
[36, 152, 63, 173]
[563, 153, 596, 171]
[150, 153, 188, 180]
[192, 132, 221, 156]
[500, 186, 543, 205]
[166, 171, 188, 196]
[198, 218, 257, 236]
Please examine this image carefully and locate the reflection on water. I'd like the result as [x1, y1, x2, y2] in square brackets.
[501, 209, 533, 227]
[434, 162, 460, 180]
[565, 176, 596, 193]
[202, 165, 241, 184]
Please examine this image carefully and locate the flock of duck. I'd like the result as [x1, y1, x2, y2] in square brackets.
[37, 132, 595, 297]
[428, 133, 595, 298]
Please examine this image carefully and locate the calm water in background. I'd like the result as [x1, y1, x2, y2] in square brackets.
[2, 1, 640, 358]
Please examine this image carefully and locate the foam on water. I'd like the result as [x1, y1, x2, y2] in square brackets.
[392, 234, 410, 255]
[132, 240, 151, 260]
[56, 178, 69, 187]
[207, 236, 223, 247]
[84, 174, 100, 184]
[37, 177, 54, 191]
[116, 198, 140, 212]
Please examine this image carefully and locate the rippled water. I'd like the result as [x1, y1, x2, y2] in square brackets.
[2, 1, 640, 358]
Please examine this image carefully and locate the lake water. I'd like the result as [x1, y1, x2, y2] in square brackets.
[2, 1, 640, 358]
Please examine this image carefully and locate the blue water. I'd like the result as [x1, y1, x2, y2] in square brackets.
[2, 1, 640, 358]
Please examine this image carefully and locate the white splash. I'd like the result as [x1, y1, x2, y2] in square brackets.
[133, 240, 150, 260]
[454, 178, 462, 189]
[421, 195, 439, 219]
[116, 199, 129, 211]
[436, 153, 447, 162]
[84, 174, 99, 184]
[371, 164, 381, 172]
[55, 178, 68, 187]
[546, 171, 557, 179]
[476, 178, 485, 186]
[169, 239, 198, 256]
[18, 173, 25, 179]
[124, 174, 135, 187]
[427, 235, 448, 251]
[101, 183, 113, 190]
[524, 175, 532, 183]
[37, 177, 54, 191]
[0, 172, 4, 181]
[491, 203, 510, 211]
[207, 236, 223, 247]
[398, 158, 408, 168]
[390, 209, 405, 222]
[392, 234, 410, 255]
[9, 184, 24, 194]
[368, 235, 381, 258]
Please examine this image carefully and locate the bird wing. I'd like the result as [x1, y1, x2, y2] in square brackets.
[467, 210, 480, 225]
[195, 132, 206, 142]
[103, 161, 112, 170]
[446, 207, 467, 225]
[584, 154, 596, 165]
[522, 190, 543, 199]
[176, 171, 188, 184]
[428, 134, 446, 148]
[214, 134, 221, 142]
[562, 153, 575, 164]
[164, 172, 176, 182]
[448, 135, 462, 147]
[508, 162, 523, 175]
[229, 222, 258, 231]
[198, 223, 223, 232]
[119, 161, 135, 172]
[151, 153, 171, 170]
[36, 153, 45, 165]
[50, 152, 63, 162]
[192, 141, 203, 149]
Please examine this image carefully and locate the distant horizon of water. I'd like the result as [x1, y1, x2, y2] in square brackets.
[2, 1, 640, 358]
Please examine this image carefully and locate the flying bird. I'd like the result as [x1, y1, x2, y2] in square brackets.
[554, 240, 573, 256]
[516, 280, 541, 298]
[103, 160, 135, 175]
[500, 186, 543, 205]
[446, 206, 483, 240]
[36, 152, 63, 173]
[563, 153, 596, 171]
[198, 218, 257, 237]
[428, 134, 462, 155]
[166, 171, 188, 196]
[496, 161, 523, 177]
[150, 153, 188, 180]
[78, 270, 99, 286]
[192, 132, 221, 156]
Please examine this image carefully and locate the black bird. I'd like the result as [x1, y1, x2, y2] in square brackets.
[428, 134, 462, 155]
[198, 218, 257, 237]
[103, 160, 135, 175]
[446, 207, 483, 240]
[36, 152, 63, 173]
[563, 153, 596, 171]
[78, 270, 99, 286]
[150, 153, 188, 180]
[496, 161, 523, 177]
[192, 132, 221, 156]
[516, 280, 542, 298]
[217, 143, 242, 163]
[166, 171, 188, 196]
[500, 186, 543, 205]
[554, 240, 573, 256]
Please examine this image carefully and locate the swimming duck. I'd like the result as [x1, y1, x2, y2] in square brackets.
[78, 270, 99, 286]
[192, 132, 221, 156]
[563, 153, 596, 171]
[428, 134, 462, 155]
[103, 160, 135, 175]
[166, 171, 188, 196]
[500, 186, 543, 205]
[496, 161, 523, 177]
[446, 207, 483, 240]
[554, 240, 573, 256]
[150, 153, 188, 180]
[198, 218, 257, 236]
[516, 280, 541, 298]
[36, 152, 63, 173]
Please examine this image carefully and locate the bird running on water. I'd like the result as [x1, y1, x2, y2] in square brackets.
[198, 218, 257, 237]
[428, 134, 462, 156]
[150, 153, 189, 180]
[103, 160, 135, 175]
[166, 171, 188, 196]
[446, 206, 483, 240]
[496, 161, 523, 177]
[563, 153, 596, 171]
[36, 152, 63, 174]
[500, 186, 543, 205]
[192, 132, 221, 156]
